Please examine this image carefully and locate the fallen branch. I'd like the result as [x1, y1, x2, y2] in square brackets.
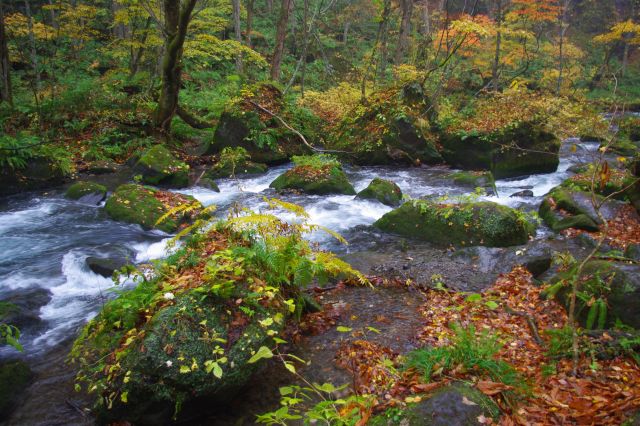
[247, 100, 354, 156]
[504, 305, 544, 346]
[176, 106, 214, 129]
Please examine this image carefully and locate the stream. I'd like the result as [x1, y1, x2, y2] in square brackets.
[0, 138, 604, 425]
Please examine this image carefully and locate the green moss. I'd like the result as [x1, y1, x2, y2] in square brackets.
[0, 360, 32, 419]
[0, 302, 18, 320]
[448, 170, 495, 189]
[104, 184, 202, 233]
[374, 201, 534, 247]
[539, 188, 600, 232]
[270, 164, 356, 195]
[356, 178, 403, 206]
[65, 181, 107, 201]
[134, 145, 189, 188]
[206, 160, 267, 179]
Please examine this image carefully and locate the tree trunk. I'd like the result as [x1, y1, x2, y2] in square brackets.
[233, 0, 243, 73]
[395, 0, 414, 64]
[300, 0, 309, 97]
[270, 0, 292, 80]
[266, 0, 273, 13]
[422, 0, 430, 36]
[622, 40, 630, 78]
[155, 0, 199, 136]
[376, 0, 392, 82]
[556, 0, 570, 94]
[0, 1, 11, 106]
[343, 20, 350, 45]
[23, 0, 41, 108]
[491, 0, 503, 92]
[246, 0, 254, 46]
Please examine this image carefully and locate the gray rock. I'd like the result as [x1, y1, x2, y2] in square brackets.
[510, 190, 534, 198]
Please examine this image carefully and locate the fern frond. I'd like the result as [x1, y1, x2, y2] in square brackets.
[264, 197, 310, 218]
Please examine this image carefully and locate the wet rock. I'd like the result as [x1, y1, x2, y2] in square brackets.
[448, 171, 495, 189]
[440, 121, 560, 180]
[356, 178, 403, 207]
[370, 383, 500, 425]
[539, 188, 600, 232]
[65, 181, 107, 205]
[0, 360, 33, 420]
[86, 160, 119, 175]
[545, 260, 640, 329]
[86, 256, 129, 278]
[374, 201, 535, 247]
[0, 158, 70, 197]
[625, 244, 640, 261]
[0, 288, 52, 332]
[197, 177, 221, 192]
[134, 145, 190, 188]
[104, 184, 205, 233]
[206, 159, 267, 179]
[510, 189, 534, 198]
[270, 162, 355, 195]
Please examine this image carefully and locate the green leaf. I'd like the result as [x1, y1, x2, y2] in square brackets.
[336, 326, 352, 333]
[248, 346, 274, 364]
[465, 293, 482, 303]
[485, 301, 499, 310]
[284, 361, 296, 374]
[179, 365, 191, 374]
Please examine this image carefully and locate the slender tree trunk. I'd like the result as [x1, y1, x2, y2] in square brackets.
[246, 0, 254, 46]
[300, 0, 309, 97]
[622, 39, 630, 78]
[422, 0, 431, 36]
[130, 17, 152, 78]
[376, 0, 392, 82]
[491, 0, 503, 92]
[24, 0, 41, 109]
[395, 0, 414, 64]
[233, 0, 243, 73]
[556, 0, 570, 94]
[0, 1, 11, 106]
[343, 20, 350, 45]
[270, 0, 292, 80]
[266, 0, 273, 13]
[155, 0, 199, 136]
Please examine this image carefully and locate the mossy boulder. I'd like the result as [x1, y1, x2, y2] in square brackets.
[0, 360, 33, 420]
[539, 188, 600, 232]
[270, 164, 356, 195]
[134, 145, 189, 188]
[204, 84, 314, 164]
[546, 260, 640, 329]
[356, 178, 403, 206]
[369, 383, 500, 426]
[104, 184, 204, 233]
[197, 177, 221, 192]
[374, 201, 534, 247]
[206, 159, 268, 179]
[94, 290, 285, 423]
[0, 157, 70, 197]
[65, 181, 107, 204]
[439, 121, 561, 179]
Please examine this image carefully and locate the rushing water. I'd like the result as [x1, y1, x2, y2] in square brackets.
[0, 139, 604, 356]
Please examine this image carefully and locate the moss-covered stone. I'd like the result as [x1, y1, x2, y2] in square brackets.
[0, 157, 70, 197]
[374, 200, 534, 247]
[206, 159, 268, 179]
[104, 184, 204, 233]
[440, 121, 560, 179]
[96, 290, 284, 423]
[197, 177, 220, 192]
[369, 383, 500, 426]
[0, 360, 33, 420]
[204, 84, 314, 164]
[563, 165, 635, 200]
[134, 145, 189, 188]
[65, 181, 107, 203]
[539, 188, 600, 232]
[356, 178, 403, 206]
[547, 260, 640, 329]
[270, 164, 356, 195]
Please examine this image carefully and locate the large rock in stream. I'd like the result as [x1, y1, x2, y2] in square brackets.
[270, 161, 356, 195]
[374, 201, 535, 247]
[204, 84, 314, 164]
[439, 121, 560, 179]
[356, 178, 403, 206]
[133, 145, 190, 188]
[0, 360, 33, 420]
[65, 181, 107, 204]
[0, 157, 70, 197]
[104, 184, 205, 233]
